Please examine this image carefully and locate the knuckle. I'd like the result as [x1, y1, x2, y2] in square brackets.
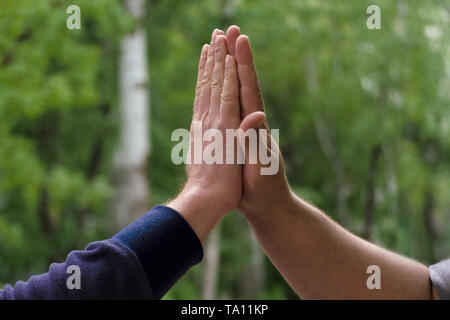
[220, 90, 236, 104]
[215, 54, 224, 64]
[211, 78, 222, 90]
[195, 84, 202, 95]
[200, 77, 211, 87]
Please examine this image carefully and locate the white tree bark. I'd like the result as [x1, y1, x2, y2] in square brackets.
[202, 227, 221, 299]
[113, 0, 150, 229]
[240, 229, 265, 298]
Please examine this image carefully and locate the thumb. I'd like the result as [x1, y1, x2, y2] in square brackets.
[237, 112, 266, 162]
[239, 111, 266, 132]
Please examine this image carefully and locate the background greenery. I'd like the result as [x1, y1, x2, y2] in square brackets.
[0, 0, 449, 299]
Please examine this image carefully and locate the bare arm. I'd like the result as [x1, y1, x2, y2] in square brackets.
[247, 191, 434, 299]
[225, 25, 437, 300]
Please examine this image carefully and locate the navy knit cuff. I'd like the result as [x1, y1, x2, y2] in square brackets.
[112, 205, 203, 299]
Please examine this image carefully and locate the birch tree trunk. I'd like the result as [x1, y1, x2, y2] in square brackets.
[240, 228, 265, 298]
[112, 0, 150, 230]
[202, 227, 221, 299]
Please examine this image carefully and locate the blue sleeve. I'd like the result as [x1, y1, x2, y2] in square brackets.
[0, 205, 203, 300]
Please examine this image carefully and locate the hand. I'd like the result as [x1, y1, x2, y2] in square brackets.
[225, 26, 293, 221]
[222, 27, 434, 301]
[168, 29, 242, 241]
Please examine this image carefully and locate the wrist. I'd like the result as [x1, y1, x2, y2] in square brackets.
[241, 188, 299, 224]
[166, 186, 225, 243]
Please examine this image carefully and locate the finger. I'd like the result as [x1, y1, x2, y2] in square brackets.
[210, 35, 228, 118]
[239, 111, 266, 132]
[239, 111, 279, 170]
[199, 29, 224, 116]
[225, 25, 240, 56]
[235, 35, 265, 118]
[220, 55, 240, 122]
[193, 44, 209, 118]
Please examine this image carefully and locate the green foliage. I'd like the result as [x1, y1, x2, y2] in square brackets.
[0, 0, 129, 282]
[1, 0, 449, 298]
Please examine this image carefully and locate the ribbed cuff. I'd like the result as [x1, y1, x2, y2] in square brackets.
[113, 205, 203, 299]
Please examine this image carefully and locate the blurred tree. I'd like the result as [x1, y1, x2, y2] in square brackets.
[0, 0, 449, 300]
[0, 0, 130, 283]
[112, 0, 151, 229]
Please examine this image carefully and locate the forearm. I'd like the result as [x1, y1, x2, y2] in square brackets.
[1, 206, 203, 300]
[0, 239, 152, 300]
[246, 192, 433, 299]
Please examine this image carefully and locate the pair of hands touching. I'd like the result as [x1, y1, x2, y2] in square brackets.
[168, 26, 292, 242]
[168, 26, 435, 300]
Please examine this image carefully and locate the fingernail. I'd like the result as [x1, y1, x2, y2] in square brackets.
[215, 35, 222, 47]
[211, 29, 217, 43]
[201, 44, 208, 57]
